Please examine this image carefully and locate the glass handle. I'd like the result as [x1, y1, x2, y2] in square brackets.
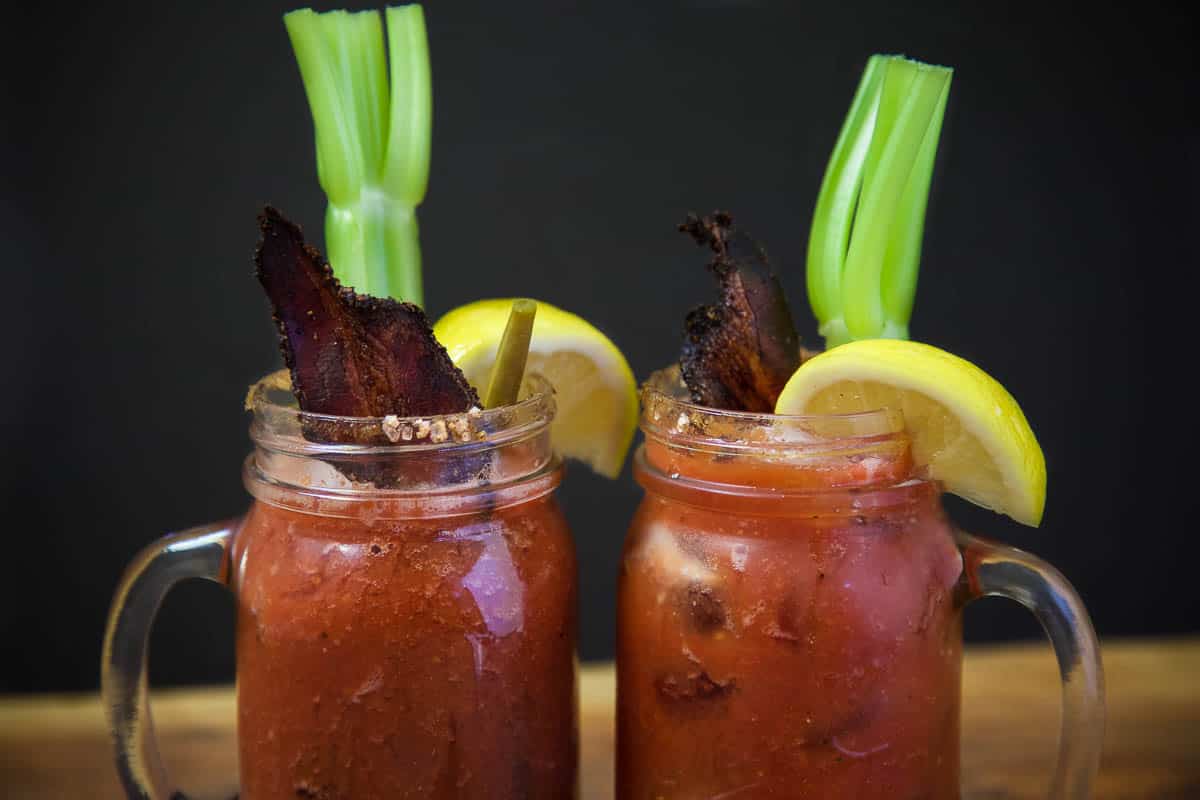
[101, 519, 239, 800]
[957, 530, 1105, 799]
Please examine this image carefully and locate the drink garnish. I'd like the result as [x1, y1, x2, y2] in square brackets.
[254, 205, 478, 445]
[284, 6, 431, 303]
[483, 299, 538, 409]
[774, 339, 1046, 526]
[677, 212, 802, 412]
[433, 299, 638, 478]
[771, 56, 1049, 525]
[261, 5, 639, 479]
[665, 60, 1046, 527]
[806, 56, 952, 347]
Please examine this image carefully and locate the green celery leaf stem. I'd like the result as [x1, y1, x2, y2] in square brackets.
[325, 204, 365, 292]
[879, 74, 951, 334]
[284, 10, 383, 206]
[855, 58, 920, 219]
[805, 55, 952, 348]
[806, 55, 887, 329]
[347, 11, 389, 180]
[382, 5, 432, 207]
[384, 204, 423, 305]
[324, 190, 422, 303]
[284, 6, 431, 306]
[841, 59, 952, 340]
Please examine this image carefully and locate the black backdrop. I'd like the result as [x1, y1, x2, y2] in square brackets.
[1, 0, 1193, 692]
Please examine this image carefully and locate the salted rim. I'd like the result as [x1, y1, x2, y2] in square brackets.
[245, 370, 557, 456]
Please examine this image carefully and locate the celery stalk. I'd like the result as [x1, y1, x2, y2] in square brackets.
[382, 6, 432, 208]
[806, 55, 887, 348]
[879, 76, 950, 338]
[806, 55, 952, 347]
[284, 6, 432, 305]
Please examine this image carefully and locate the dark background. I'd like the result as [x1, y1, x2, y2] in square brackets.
[1, 0, 1193, 693]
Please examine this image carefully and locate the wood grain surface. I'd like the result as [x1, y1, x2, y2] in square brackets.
[2, 638, 1196, 799]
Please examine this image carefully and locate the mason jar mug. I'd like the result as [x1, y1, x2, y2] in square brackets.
[617, 370, 1103, 799]
[103, 378, 578, 799]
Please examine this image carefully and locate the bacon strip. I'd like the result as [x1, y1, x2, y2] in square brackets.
[678, 212, 801, 412]
[255, 206, 478, 443]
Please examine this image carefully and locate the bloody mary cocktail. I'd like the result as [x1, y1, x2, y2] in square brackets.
[609, 47, 1104, 797]
[617, 372, 964, 799]
[234, 384, 578, 800]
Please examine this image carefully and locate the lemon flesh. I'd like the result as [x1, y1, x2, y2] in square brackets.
[433, 299, 638, 479]
[774, 339, 1046, 526]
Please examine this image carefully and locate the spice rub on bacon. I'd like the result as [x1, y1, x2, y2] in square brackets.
[678, 212, 802, 412]
[255, 206, 479, 445]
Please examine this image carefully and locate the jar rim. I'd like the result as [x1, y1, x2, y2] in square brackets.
[241, 371, 560, 510]
[247, 370, 556, 457]
[640, 366, 906, 459]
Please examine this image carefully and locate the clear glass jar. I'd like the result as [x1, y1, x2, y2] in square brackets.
[616, 369, 1103, 799]
[104, 378, 578, 799]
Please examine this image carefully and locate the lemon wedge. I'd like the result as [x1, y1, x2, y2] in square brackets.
[774, 339, 1046, 526]
[433, 299, 638, 478]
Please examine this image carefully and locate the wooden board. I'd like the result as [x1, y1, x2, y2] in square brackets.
[2, 638, 1197, 799]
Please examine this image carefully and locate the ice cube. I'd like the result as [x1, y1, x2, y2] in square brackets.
[637, 523, 718, 586]
[636, 525, 733, 633]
